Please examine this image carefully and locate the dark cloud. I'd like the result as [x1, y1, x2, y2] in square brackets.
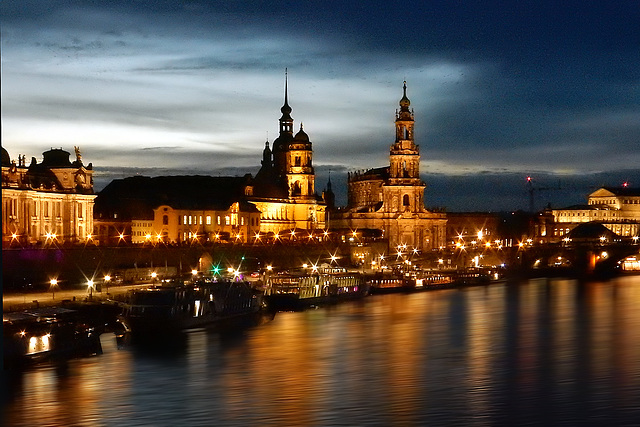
[2, 1, 638, 211]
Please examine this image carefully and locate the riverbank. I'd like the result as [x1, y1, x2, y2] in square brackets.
[2, 283, 148, 313]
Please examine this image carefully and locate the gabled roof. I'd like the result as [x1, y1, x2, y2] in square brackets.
[590, 186, 640, 198]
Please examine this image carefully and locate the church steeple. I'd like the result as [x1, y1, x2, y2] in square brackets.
[279, 69, 293, 135]
[390, 81, 420, 180]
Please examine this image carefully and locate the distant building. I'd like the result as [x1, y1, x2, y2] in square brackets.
[330, 82, 447, 251]
[2, 147, 95, 245]
[93, 175, 261, 244]
[538, 186, 640, 239]
[249, 74, 327, 233]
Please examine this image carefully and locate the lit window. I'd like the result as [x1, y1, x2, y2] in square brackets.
[241, 217, 245, 226]
[183, 215, 187, 225]
[188, 216, 192, 225]
[225, 216, 230, 225]
[199, 216, 203, 225]
[206, 216, 211, 225]
[217, 216, 221, 225]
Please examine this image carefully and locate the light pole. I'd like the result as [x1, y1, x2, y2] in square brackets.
[87, 280, 94, 300]
[49, 278, 58, 300]
[104, 275, 111, 294]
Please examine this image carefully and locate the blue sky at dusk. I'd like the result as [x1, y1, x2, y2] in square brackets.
[2, 1, 639, 211]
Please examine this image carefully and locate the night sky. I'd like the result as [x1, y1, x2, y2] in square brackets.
[2, 1, 639, 211]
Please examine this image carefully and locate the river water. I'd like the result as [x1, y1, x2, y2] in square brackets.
[4, 276, 640, 426]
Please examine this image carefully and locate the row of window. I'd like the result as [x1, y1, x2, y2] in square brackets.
[4, 199, 89, 219]
[589, 198, 640, 205]
[178, 215, 255, 226]
[557, 211, 617, 218]
[134, 222, 153, 228]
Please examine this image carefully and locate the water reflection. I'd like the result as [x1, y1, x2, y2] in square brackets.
[4, 277, 640, 426]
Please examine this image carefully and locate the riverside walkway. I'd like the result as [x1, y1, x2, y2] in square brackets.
[3, 283, 149, 313]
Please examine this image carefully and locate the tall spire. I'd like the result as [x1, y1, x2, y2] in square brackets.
[284, 68, 289, 107]
[279, 68, 293, 133]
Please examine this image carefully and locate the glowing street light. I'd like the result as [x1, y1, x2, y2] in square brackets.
[49, 278, 58, 300]
[87, 279, 94, 299]
[104, 275, 111, 293]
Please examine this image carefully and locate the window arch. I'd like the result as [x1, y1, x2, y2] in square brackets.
[403, 194, 410, 206]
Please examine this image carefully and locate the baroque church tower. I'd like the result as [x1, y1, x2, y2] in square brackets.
[271, 70, 315, 200]
[333, 81, 446, 251]
[250, 71, 326, 234]
[384, 81, 426, 213]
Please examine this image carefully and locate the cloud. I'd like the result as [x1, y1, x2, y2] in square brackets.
[2, 1, 639, 211]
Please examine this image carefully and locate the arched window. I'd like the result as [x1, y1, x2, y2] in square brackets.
[163, 215, 169, 225]
[403, 194, 410, 206]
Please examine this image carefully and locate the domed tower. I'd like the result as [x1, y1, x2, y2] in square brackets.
[287, 123, 315, 198]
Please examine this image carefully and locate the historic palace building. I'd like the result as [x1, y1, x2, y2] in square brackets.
[2, 147, 96, 246]
[536, 186, 640, 240]
[92, 75, 326, 244]
[331, 82, 447, 251]
[93, 175, 261, 245]
[249, 74, 327, 234]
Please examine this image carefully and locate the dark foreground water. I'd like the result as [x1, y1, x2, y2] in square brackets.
[4, 276, 640, 426]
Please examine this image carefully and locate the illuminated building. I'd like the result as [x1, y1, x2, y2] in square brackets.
[2, 147, 95, 245]
[542, 186, 640, 239]
[249, 73, 327, 233]
[93, 175, 260, 244]
[331, 82, 446, 251]
[92, 77, 326, 244]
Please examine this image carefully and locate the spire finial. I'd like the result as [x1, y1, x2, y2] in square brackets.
[285, 68, 289, 106]
[399, 80, 410, 110]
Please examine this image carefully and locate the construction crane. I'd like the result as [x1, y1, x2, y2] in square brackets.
[526, 176, 562, 212]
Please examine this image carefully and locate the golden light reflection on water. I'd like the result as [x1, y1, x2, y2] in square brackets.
[4, 276, 640, 426]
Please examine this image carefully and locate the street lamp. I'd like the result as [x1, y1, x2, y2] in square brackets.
[87, 279, 94, 299]
[49, 278, 58, 300]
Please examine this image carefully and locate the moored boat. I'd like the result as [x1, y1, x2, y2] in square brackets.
[117, 280, 264, 336]
[3, 307, 102, 369]
[264, 269, 368, 311]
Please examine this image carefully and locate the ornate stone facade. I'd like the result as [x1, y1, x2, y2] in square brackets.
[539, 186, 640, 239]
[2, 147, 95, 245]
[331, 82, 447, 251]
